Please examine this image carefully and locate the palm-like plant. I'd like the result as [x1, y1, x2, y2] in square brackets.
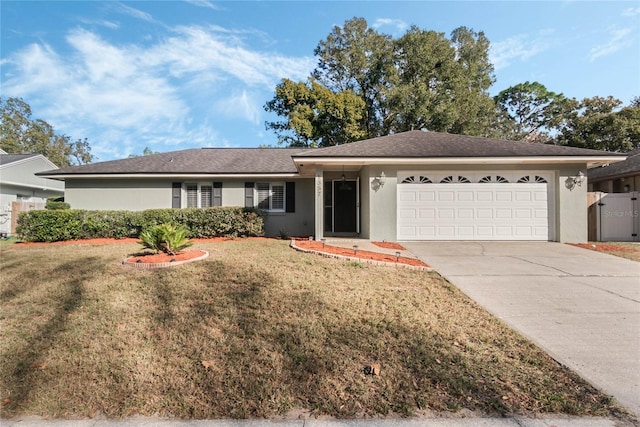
[138, 223, 192, 255]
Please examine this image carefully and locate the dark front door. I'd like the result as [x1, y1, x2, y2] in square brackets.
[333, 180, 357, 232]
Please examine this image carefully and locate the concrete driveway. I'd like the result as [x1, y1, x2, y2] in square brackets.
[404, 242, 640, 416]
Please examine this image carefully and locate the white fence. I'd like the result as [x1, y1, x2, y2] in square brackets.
[589, 192, 640, 242]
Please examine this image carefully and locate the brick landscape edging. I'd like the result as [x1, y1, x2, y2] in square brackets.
[122, 250, 209, 269]
[289, 240, 432, 271]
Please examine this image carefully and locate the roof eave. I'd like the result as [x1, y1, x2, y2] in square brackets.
[292, 156, 626, 167]
[35, 172, 302, 180]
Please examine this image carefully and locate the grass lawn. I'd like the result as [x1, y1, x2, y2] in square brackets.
[0, 239, 631, 420]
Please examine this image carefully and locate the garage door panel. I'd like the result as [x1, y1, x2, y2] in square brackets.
[398, 192, 416, 202]
[477, 208, 493, 219]
[438, 191, 455, 201]
[457, 208, 474, 219]
[496, 209, 512, 219]
[397, 181, 550, 241]
[457, 191, 474, 202]
[476, 191, 493, 202]
[496, 192, 513, 202]
[419, 208, 435, 219]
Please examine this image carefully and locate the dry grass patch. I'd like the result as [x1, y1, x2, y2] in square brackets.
[0, 239, 631, 420]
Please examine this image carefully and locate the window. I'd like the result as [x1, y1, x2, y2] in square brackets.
[257, 182, 285, 212]
[518, 175, 548, 184]
[185, 183, 220, 208]
[200, 185, 212, 208]
[401, 176, 432, 183]
[440, 175, 470, 183]
[479, 175, 509, 183]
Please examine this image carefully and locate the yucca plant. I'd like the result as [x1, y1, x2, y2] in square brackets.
[138, 223, 192, 255]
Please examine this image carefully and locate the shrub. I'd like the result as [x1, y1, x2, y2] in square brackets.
[46, 197, 70, 210]
[16, 207, 264, 242]
[139, 223, 192, 255]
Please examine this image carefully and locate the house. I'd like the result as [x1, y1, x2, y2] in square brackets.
[0, 149, 65, 235]
[588, 148, 640, 193]
[37, 131, 624, 243]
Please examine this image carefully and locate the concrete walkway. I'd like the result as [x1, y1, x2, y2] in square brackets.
[404, 242, 640, 416]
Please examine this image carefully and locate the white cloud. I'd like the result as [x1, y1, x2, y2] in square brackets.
[117, 3, 154, 22]
[372, 18, 408, 33]
[0, 24, 314, 159]
[622, 7, 640, 17]
[589, 27, 633, 61]
[490, 34, 550, 70]
[77, 18, 120, 29]
[184, 0, 222, 10]
[214, 90, 261, 124]
[144, 25, 314, 88]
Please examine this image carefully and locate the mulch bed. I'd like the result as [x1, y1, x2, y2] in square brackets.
[294, 240, 428, 268]
[372, 241, 407, 251]
[125, 250, 208, 264]
[569, 243, 639, 253]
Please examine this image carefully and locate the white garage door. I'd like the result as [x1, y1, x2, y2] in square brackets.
[397, 172, 552, 241]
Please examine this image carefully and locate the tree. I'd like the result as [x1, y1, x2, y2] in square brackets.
[494, 81, 570, 142]
[555, 96, 640, 152]
[128, 147, 160, 158]
[0, 97, 93, 167]
[312, 17, 395, 137]
[266, 18, 500, 145]
[264, 78, 366, 147]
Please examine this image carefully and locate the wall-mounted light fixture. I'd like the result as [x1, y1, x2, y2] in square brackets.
[565, 171, 586, 190]
[371, 171, 386, 192]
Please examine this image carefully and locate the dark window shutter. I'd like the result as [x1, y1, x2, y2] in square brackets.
[171, 182, 182, 208]
[286, 181, 295, 213]
[244, 182, 254, 207]
[213, 182, 222, 207]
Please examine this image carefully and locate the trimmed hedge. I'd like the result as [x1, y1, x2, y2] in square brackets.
[16, 207, 264, 242]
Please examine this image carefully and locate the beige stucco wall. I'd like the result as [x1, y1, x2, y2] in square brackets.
[361, 163, 589, 243]
[262, 179, 315, 237]
[64, 177, 315, 238]
[555, 164, 589, 243]
[65, 179, 172, 210]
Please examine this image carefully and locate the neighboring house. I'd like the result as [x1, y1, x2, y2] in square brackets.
[588, 148, 640, 193]
[37, 131, 624, 243]
[0, 149, 65, 235]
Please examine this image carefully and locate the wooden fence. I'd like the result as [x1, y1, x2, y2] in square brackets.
[10, 201, 46, 234]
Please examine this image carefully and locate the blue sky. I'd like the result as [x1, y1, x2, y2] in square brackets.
[1, 1, 639, 162]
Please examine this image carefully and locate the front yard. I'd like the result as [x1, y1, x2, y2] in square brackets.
[0, 239, 630, 420]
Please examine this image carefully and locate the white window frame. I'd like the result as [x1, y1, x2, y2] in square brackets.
[185, 182, 214, 208]
[256, 182, 285, 213]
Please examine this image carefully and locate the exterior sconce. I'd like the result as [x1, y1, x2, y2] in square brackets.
[565, 171, 586, 190]
[371, 171, 386, 192]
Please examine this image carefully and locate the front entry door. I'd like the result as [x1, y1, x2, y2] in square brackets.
[333, 180, 358, 233]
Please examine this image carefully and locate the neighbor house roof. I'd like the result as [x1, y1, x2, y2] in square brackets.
[38, 148, 308, 177]
[588, 148, 640, 182]
[0, 153, 40, 167]
[295, 131, 627, 158]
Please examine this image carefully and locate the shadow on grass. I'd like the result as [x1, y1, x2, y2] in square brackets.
[1, 257, 105, 415]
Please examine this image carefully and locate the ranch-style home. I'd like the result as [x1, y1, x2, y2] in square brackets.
[37, 131, 625, 243]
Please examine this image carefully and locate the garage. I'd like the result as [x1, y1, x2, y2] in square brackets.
[397, 172, 553, 241]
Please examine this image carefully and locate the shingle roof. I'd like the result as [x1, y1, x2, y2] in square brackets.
[0, 153, 39, 166]
[37, 131, 625, 177]
[588, 149, 640, 181]
[39, 148, 308, 176]
[294, 130, 626, 158]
